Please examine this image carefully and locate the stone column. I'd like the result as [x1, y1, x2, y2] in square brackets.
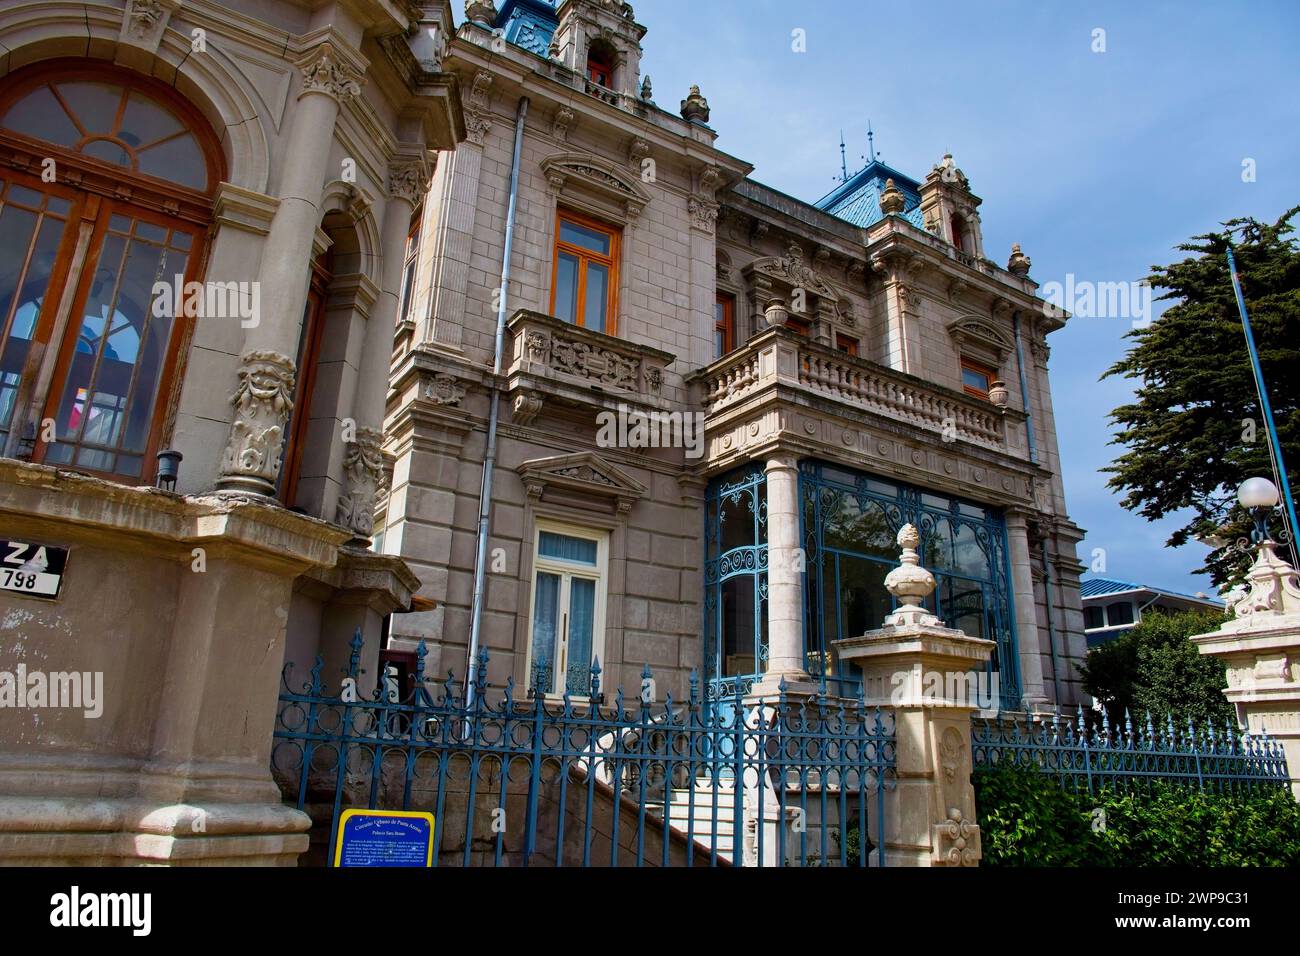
[336, 152, 430, 541]
[834, 524, 996, 866]
[1193, 539, 1300, 799]
[1005, 510, 1049, 711]
[217, 42, 363, 495]
[759, 454, 810, 689]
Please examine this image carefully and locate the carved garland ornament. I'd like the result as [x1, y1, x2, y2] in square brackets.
[221, 350, 296, 490]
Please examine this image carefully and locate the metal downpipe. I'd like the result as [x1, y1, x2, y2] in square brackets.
[466, 96, 528, 707]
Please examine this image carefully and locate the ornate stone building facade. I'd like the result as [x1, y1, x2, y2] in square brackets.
[380, 0, 1088, 715]
[0, 0, 1087, 866]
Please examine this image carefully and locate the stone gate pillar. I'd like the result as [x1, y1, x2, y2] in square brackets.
[1192, 539, 1300, 799]
[834, 524, 995, 866]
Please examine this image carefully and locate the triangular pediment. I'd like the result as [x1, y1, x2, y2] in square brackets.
[519, 451, 647, 513]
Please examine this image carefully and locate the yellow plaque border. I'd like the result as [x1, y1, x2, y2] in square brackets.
[333, 809, 436, 867]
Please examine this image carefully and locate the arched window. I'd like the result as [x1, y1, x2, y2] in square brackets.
[950, 214, 967, 253]
[0, 61, 222, 482]
[586, 42, 614, 88]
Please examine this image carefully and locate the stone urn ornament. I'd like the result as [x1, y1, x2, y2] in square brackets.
[987, 380, 1010, 408]
[680, 85, 710, 124]
[763, 298, 790, 329]
[1007, 243, 1032, 278]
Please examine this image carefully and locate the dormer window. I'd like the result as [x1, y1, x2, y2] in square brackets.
[586, 46, 613, 88]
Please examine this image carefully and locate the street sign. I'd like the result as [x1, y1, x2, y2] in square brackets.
[333, 809, 435, 867]
[0, 540, 68, 600]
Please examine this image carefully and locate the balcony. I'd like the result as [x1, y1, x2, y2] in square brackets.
[690, 328, 1016, 453]
[504, 310, 676, 424]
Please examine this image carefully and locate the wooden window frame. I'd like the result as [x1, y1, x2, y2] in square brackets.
[525, 520, 609, 701]
[714, 292, 735, 359]
[960, 356, 996, 399]
[0, 61, 223, 485]
[396, 208, 421, 326]
[586, 48, 614, 88]
[785, 314, 811, 336]
[835, 333, 858, 357]
[279, 252, 332, 506]
[550, 207, 620, 336]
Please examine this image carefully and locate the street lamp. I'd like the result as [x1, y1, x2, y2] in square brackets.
[1237, 476, 1280, 543]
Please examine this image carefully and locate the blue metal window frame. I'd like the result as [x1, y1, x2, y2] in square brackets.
[703, 465, 768, 701]
[799, 460, 1022, 710]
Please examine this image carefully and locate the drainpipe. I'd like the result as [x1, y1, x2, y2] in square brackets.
[1014, 310, 1064, 705]
[466, 96, 528, 708]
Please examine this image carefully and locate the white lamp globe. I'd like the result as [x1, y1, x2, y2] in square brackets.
[1237, 476, 1280, 509]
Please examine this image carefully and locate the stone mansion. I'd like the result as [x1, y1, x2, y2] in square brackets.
[0, 0, 1087, 863]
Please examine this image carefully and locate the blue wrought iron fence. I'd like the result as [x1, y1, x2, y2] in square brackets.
[272, 632, 897, 867]
[971, 708, 1290, 795]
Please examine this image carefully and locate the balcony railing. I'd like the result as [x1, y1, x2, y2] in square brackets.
[692, 328, 1007, 450]
[506, 310, 675, 408]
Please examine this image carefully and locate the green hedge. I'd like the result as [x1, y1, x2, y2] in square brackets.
[973, 761, 1300, 866]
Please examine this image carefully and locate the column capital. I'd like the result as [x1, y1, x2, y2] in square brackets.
[388, 151, 434, 206]
[764, 453, 800, 475]
[296, 41, 364, 104]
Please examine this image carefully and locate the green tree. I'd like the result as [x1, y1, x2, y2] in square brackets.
[1078, 609, 1235, 728]
[1103, 206, 1300, 587]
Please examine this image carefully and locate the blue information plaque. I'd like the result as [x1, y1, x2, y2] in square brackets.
[334, 809, 435, 867]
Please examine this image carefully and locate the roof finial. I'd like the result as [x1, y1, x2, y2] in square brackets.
[839, 130, 848, 183]
[867, 120, 878, 163]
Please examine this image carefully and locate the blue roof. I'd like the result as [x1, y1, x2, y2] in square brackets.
[815, 160, 926, 230]
[1079, 577, 1144, 598]
[497, 0, 558, 57]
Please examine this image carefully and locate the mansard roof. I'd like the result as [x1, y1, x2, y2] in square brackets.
[814, 160, 925, 230]
[498, 0, 559, 57]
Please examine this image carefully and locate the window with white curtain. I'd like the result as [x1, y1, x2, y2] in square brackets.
[527, 522, 607, 698]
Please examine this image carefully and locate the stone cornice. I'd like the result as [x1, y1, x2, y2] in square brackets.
[0, 460, 348, 575]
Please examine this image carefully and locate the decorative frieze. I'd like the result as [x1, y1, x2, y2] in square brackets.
[219, 350, 296, 494]
[336, 427, 385, 537]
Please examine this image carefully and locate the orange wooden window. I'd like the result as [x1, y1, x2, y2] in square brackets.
[835, 333, 858, 356]
[960, 357, 996, 399]
[785, 315, 810, 336]
[0, 61, 222, 484]
[714, 293, 735, 359]
[551, 208, 620, 335]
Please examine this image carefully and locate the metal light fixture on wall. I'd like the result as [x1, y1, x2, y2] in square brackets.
[156, 449, 183, 491]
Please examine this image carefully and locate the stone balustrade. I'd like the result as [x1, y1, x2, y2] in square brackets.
[694, 328, 1007, 450]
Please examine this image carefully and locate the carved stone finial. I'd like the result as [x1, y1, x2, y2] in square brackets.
[465, 0, 498, 26]
[1007, 242, 1032, 277]
[640, 74, 653, 100]
[880, 177, 905, 215]
[883, 523, 942, 627]
[680, 84, 710, 124]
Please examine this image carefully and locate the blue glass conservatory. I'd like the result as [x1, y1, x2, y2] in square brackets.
[704, 460, 1022, 710]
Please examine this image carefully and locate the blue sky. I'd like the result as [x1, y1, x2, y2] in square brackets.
[631, 0, 1300, 597]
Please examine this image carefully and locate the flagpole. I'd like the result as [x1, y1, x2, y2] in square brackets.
[1226, 244, 1300, 567]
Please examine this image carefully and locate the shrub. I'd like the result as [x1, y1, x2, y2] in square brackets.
[973, 761, 1300, 866]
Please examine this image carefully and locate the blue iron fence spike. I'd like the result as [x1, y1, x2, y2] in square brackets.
[590, 656, 602, 699]
[641, 662, 651, 680]
[1101, 707, 1111, 738]
[1075, 704, 1084, 735]
[1165, 712, 1176, 745]
[347, 627, 363, 679]
[1145, 711, 1155, 740]
[1123, 707, 1133, 738]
